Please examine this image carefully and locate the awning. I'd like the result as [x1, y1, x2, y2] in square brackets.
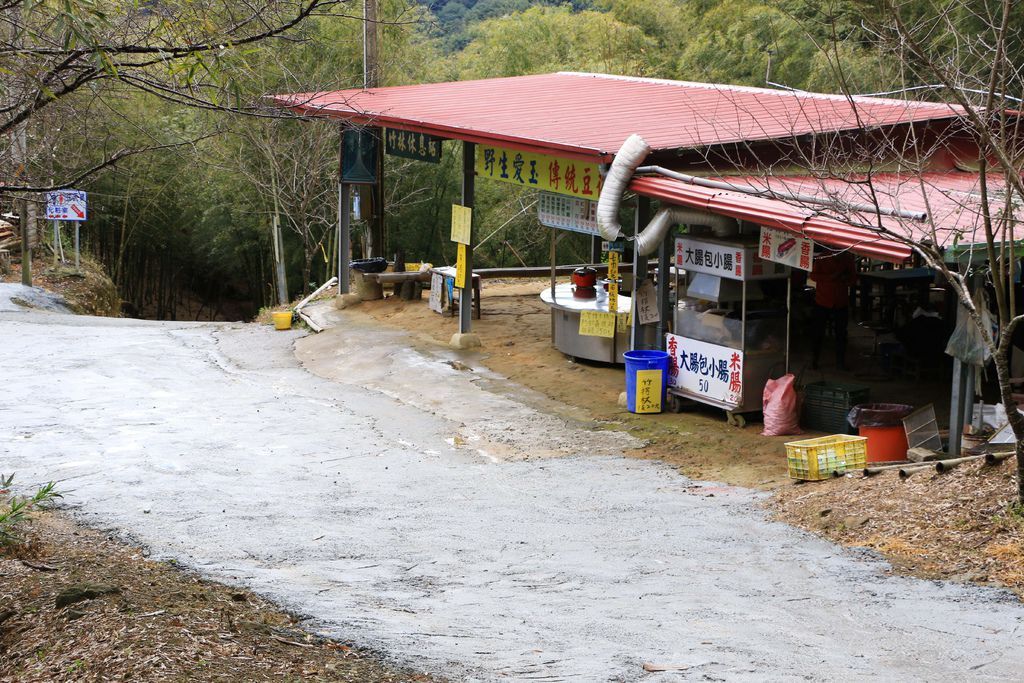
[630, 170, 1022, 263]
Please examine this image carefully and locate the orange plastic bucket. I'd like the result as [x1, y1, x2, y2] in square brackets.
[858, 425, 908, 462]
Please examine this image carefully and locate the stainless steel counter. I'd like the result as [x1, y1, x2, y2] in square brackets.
[540, 284, 631, 364]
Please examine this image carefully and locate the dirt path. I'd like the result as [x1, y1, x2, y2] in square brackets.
[3, 307, 1024, 681]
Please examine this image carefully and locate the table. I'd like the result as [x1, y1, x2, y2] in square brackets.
[857, 267, 936, 326]
[541, 284, 631, 364]
[431, 266, 481, 319]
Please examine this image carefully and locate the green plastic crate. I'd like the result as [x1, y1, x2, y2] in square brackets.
[802, 381, 870, 434]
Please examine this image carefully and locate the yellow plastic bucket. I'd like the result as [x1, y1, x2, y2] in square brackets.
[272, 311, 293, 330]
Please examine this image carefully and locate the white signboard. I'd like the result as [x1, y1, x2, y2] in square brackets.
[428, 272, 444, 313]
[674, 237, 787, 281]
[45, 190, 87, 222]
[666, 333, 743, 407]
[537, 192, 598, 235]
[759, 226, 812, 271]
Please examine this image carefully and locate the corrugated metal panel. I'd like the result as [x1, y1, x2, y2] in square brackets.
[272, 72, 964, 161]
[630, 170, 1023, 262]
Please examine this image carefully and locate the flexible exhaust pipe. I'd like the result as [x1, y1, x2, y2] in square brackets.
[634, 207, 737, 256]
[597, 133, 651, 241]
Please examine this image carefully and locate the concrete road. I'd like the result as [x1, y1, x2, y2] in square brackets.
[2, 304, 1023, 682]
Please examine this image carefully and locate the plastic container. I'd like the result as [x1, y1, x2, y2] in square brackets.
[785, 434, 868, 480]
[802, 381, 870, 434]
[623, 350, 670, 414]
[858, 425, 909, 462]
[848, 403, 914, 463]
[272, 311, 293, 330]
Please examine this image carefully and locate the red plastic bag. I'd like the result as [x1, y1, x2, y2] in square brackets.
[762, 373, 802, 436]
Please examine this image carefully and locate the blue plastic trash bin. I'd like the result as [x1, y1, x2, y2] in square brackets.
[623, 350, 670, 414]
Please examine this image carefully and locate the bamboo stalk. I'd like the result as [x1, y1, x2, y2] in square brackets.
[935, 455, 985, 473]
[985, 451, 1016, 465]
[863, 462, 927, 476]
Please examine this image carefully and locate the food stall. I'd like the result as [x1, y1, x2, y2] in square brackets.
[665, 230, 799, 426]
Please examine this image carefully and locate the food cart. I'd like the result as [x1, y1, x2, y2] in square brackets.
[665, 231, 798, 426]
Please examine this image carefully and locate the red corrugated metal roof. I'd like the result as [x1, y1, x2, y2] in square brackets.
[630, 171, 1022, 262]
[272, 72, 965, 161]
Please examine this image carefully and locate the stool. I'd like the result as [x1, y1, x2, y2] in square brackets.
[858, 320, 891, 356]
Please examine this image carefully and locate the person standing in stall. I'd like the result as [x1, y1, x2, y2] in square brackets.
[810, 248, 858, 371]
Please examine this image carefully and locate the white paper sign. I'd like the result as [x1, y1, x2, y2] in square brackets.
[635, 280, 659, 325]
[429, 271, 444, 313]
[45, 190, 87, 222]
[666, 333, 743, 406]
[759, 226, 812, 271]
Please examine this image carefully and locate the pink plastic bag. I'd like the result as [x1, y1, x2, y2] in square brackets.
[761, 373, 802, 436]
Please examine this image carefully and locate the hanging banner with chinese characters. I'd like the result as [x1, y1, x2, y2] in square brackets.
[536, 192, 598, 235]
[455, 243, 468, 289]
[759, 226, 812, 271]
[674, 237, 787, 281]
[475, 145, 601, 200]
[385, 129, 442, 163]
[607, 251, 619, 313]
[666, 333, 744, 407]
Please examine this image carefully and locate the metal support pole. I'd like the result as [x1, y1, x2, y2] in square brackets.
[459, 141, 475, 335]
[785, 276, 792, 374]
[655, 229, 671, 349]
[338, 183, 351, 295]
[630, 197, 651, 351]
[74, 223, 80, 271]
[52, 220, 59, 266]
[550, 227, 557, 342]
[948, 358, 966, 456]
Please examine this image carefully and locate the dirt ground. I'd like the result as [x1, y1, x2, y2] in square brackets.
[1, 256, 120, 317]
[771, 458, 1024, 597]
[0, 510, 435, 683]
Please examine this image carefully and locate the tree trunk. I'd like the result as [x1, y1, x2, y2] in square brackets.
[991, 345, 1024, 502]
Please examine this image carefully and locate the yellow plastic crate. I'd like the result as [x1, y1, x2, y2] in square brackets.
[785, 434, 868, 481]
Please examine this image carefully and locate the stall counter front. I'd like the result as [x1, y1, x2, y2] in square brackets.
[541, 283, 631, 364]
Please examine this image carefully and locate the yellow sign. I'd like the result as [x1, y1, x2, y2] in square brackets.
[451, 204, 472, 245]
[455, 243, 468, 289]
[578, 310, 616, 338]
[475, 144, 602, 200]
[616, 310, 631, 333]
[607, 251, 619, 279]
[635, 369, 663, 413]
[607, 251, 619, 313]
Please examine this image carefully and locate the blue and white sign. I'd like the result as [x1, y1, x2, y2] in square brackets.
[45, 190, 87, 221]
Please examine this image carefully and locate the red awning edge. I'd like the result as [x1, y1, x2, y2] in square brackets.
[629, 176, 914, 263]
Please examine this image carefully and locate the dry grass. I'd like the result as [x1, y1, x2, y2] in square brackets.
[0, 511, 436, 682]
[771, 458, 1024, 594]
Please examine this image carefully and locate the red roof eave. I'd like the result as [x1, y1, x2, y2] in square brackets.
[629, 176, 914, 263]
[275, 98, 613, 163]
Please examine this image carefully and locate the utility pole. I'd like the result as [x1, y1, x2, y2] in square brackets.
[363, 0, 385, 258]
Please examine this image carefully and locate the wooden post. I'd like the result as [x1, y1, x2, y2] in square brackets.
[338, 182, 351, 295]
[459, 141, 475, 334]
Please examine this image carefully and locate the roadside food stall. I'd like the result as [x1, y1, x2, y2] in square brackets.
[665, 229, 803, 425]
